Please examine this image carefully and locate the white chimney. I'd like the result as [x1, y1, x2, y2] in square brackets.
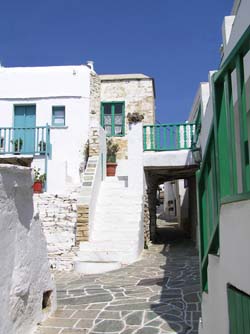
[86, 60, 94, 71]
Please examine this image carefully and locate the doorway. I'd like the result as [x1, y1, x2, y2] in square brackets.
[14, 105, 36, 153]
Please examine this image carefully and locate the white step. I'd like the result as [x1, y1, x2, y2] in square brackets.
[91, 230, 139, 241]
[92, 224, 140, 231]
[77, 249, 135, 262]
[98, 193, 132, 199]
[94, 212, 142, 220]
[95, 210, 142, 217]
[74, 260, 121, 274]
[79, 240, 138, 251]
[74, 175, 143, 274]
[92, 224, 141, 231]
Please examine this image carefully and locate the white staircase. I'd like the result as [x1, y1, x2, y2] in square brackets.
[75, 177, 144, 274]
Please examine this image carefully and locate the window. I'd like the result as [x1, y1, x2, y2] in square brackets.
[52, 106, 65, 126]
[101, 102, 125, 136]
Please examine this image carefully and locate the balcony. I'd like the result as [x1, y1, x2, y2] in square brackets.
[0, 125, 51, 156]
[143, 123, 196, 151]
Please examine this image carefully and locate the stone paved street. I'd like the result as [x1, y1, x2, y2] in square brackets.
[36, 236, 200, 334]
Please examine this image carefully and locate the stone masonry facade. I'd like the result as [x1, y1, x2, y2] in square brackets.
[144, 192, 150, 247]
[99, 75, 155, 159]
[89, 72, 101, 157]
[76, 205, 89, 245]
[34, 191, 79, 271]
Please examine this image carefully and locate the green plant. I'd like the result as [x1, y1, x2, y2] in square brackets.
[34, 168, 46, 183]
[106, 138, 119, 163]
[38, 140, 46, 152]
[12, 138, 23, 152]
[127, 112, 144, 124]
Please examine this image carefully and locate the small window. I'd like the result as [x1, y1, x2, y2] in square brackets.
[52, 106, 65, 126]
[101, 102, 125, 136]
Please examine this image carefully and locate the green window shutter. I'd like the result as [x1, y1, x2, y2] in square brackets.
[101, 102, 125, 137]
[228, 286, 250, 334]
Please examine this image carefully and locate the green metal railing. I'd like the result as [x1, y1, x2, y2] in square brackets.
[143, 123, 196, 151]
[0, 124, 51, 156]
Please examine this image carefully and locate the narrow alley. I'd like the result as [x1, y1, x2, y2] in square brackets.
[36, 224, 200, 334]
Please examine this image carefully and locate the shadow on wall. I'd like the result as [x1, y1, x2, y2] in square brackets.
[1, 168, 34, 230]
[150, 230, 201, 334]
[0, 165, 56, 334]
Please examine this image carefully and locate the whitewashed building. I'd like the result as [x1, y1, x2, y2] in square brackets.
[0, 62, 156, 271]
[0, 63, 92, 194]
[188, 0, 250, 332]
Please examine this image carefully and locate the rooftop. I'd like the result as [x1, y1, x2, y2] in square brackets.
[99, 73, 152, 81]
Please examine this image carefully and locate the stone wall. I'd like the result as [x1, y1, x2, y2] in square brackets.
[144, 192, 150, 247]
[76, 205, 89, 244]
[89, 72, 101, 157]
[100, 76, 155, 159]
[34, 190, 79, 271]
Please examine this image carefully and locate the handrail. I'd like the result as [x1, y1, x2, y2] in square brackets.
[0, 125, 51, 155]
[143, 123, 196, 151]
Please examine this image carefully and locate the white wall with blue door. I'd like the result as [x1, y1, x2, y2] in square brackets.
[0, 65, 91, 193]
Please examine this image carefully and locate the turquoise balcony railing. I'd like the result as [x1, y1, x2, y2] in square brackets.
[0, 124, 51, 156]
[143, 123, 196, 151]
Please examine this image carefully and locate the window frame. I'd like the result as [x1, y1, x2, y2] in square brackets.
[52, 106, 66, 127]
[101, 101, 125, 137]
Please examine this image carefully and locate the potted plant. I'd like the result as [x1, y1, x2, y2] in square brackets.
[33, 168, 46, 193]
[38, 140, 46, 154]
[127, 112, 144, 124]
[0, 137, 4, 152]
[12, 138, 23, 154]
[106, 139, 119, 176]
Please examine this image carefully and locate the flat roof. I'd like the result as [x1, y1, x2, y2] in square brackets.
[99, 73, 152, 81]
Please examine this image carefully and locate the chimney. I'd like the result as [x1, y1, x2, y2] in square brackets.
[86, 60, 94, 72]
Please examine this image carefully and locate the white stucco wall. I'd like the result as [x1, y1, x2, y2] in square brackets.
[222, 16, 235, 47]
[127, 122, 144, 258]
[143, 149, 195, 168]
[88, 126, 107, 239]
[222, 0, 250, 63]
[198, 2, 250, 332]
[0, 65, 91, 194]
[199, 199, 250, 334]
[164, 181, 177, 215]
[188, 74, 215, 156]
[128, 123, 144, 195]
[0, 164, 56, 334]
[188, 82, 210, 123]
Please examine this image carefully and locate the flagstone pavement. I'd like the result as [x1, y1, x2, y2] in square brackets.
[35, 238, 200, 334]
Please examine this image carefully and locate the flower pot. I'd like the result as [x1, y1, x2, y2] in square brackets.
[33, 181, 43, 193]
[106, 162, 117, 176]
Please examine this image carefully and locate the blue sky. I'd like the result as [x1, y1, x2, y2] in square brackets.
[0, 0, 232, 123]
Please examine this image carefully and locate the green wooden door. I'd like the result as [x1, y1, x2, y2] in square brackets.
[228, 286, 250, 334]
